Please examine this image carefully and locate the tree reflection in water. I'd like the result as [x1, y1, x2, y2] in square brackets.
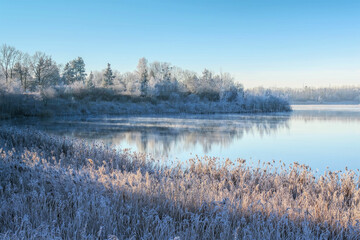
[4, 105, 360, 171]
[7, 114, 291, 158]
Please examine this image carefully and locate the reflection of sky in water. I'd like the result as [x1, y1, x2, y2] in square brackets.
[5, 105, 360, 173]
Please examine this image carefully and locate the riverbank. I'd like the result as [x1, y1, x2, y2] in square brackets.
[0, 127, 359, 239]
[0, 91, 291, 119]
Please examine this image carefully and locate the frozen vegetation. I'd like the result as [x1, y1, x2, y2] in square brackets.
[1, 127, 360, 239]
[249, 86, 360, 104]
[0, 44, 291, 118]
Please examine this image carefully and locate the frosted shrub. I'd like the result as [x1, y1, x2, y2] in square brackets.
[41, 86, 58, 99]
[186, 94, 200, 103]
[4, 80, 23, 94]
[169, 92, 181, 102]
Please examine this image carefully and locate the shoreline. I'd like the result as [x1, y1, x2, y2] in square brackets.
[0, 92, 292, 119]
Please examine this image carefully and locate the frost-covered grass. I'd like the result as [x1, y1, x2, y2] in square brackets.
[1, 127, 359, 239]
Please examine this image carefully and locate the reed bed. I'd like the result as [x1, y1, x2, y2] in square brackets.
[0, 127, 359, 239]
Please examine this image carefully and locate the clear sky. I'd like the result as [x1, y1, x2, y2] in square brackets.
[1, 0, 359, 88]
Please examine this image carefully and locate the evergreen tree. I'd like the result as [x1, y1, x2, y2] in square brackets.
[103, 63, 115, 86]
[137, 57, 148, 97]
[87, 71, 95, 89]
[140, 69, 148, 97]
[73, 57, 86, 83]
[63, 57, 86, 84]
[63, 62, 75, 84]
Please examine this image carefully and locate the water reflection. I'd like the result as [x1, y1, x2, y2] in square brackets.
[4, 105, 360, 172]
[291, 105, 360, 122]
[8, 114, 291, 156]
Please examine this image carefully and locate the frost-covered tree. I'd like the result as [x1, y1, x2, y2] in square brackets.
[31, 52, 60, 88]
[73, 57, 86, 83]
[137, 57, 149, 97]
[103, 63, 115, 86]
[62, 62, 75, 84]
[91, 71, 104, 87]
[147, 61, 178, 99]
[87, 71, 95, 89]
[218, 73, 239, 102]
[149, 61, 172, 81]
[13, 53, 31, 91]
[63, 57, 87, 84]
[197, 68, 219, 100]
[183, 73, 199, 94]
[112, 70, 126, 91]
[122, 72, 140, 95]
[0, 44, 19, 83]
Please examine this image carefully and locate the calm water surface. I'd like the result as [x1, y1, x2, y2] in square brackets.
[5, 105, 360, 173]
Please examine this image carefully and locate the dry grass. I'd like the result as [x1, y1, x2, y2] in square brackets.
[0, 127, 359, 239]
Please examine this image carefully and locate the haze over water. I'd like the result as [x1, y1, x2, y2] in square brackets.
[6, 105, 360, 173]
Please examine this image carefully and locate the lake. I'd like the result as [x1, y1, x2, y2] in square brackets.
[3, 105, 360, 173]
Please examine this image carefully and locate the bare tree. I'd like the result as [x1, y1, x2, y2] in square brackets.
[31, 52, 60, 88]
[0, 44, 19, 83]
[13, 53, 31, 90]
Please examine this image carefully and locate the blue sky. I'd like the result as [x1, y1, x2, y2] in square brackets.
[1, 0, 359, 87]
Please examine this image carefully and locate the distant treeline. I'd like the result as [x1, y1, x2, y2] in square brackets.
[249, 86, 360, 104]
[0, 43, 290, 117]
